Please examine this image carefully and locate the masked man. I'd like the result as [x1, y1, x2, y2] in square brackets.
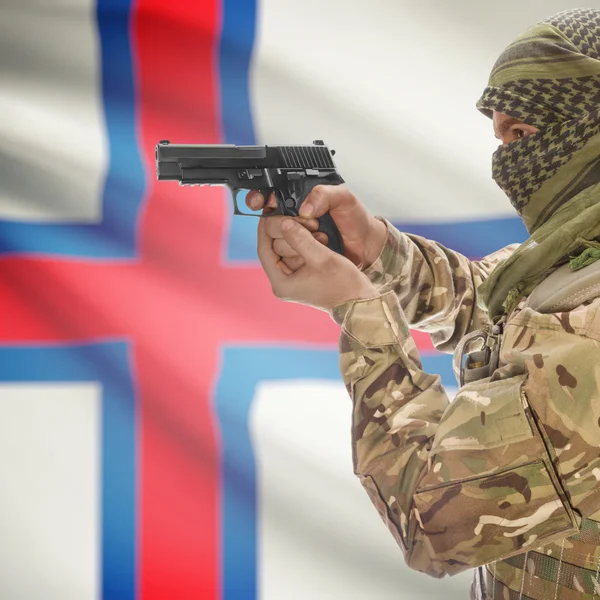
[248, 8, 600, 599]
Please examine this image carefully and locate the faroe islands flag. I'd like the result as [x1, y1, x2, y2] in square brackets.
[0, 0, 530, 598]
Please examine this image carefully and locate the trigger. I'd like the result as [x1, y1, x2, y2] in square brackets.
[265, 191, 284, 216]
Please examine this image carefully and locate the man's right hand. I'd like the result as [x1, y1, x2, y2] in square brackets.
[245, 185, 388, 272]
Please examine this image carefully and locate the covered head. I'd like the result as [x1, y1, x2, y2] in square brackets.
[477, 9, 600, 233]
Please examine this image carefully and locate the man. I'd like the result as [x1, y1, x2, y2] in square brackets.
[247, 8, 600, 599]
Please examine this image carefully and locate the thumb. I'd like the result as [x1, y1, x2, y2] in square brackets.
[280, 219, 329, 264]
[298, 185, 352, 219]
[298, 185, 331, 218]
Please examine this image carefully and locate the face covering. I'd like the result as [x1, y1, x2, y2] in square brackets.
[491, 111, 600, 232]
[475, 8, 600, 318]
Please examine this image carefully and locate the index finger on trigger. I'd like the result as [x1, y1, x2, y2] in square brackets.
[266, 193, 278, 209]
[261, 192, 280, 216]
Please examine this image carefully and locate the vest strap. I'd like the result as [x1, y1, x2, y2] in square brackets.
[502, 550, 600, 596]
[485, 568, 534, 600]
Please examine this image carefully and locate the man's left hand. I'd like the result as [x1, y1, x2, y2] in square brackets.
[258, 217, 379, 312]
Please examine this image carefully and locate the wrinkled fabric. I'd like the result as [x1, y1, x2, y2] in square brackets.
[330, 221, 600, 597]
[485, 524, 600, 600]
[474, 9, 600, 319]
[359, 217, 518, 353]
[477, 9, 600, 224]
[478, 182, 600, 319]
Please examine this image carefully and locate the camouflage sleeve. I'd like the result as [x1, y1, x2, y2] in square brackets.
[363, 218, 519, 353]
[331, 292, 581, 578]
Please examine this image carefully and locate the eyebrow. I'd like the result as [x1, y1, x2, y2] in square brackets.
[494, 117, 524, 139]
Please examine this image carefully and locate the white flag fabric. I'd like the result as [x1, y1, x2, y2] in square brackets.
[0, 1, 584, 598]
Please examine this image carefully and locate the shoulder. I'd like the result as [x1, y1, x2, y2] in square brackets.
[506, 293, 600, 342]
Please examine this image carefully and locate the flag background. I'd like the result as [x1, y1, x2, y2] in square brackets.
[0, 1, 582, 598]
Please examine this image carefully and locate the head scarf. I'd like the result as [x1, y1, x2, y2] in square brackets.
[476, 9, 600, 318]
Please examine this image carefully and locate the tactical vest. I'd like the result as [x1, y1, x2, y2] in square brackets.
[471, 518, 600, 599]
[457, 260, 600, 600]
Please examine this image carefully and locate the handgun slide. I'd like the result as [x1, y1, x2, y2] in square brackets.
[155, 140, 345, 255]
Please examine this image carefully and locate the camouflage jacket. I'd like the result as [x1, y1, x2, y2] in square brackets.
[330, 219, 600, 579]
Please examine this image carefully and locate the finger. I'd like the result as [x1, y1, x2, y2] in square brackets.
[280, 219, 330, 264]
[282, 255, 305, 272]
[262, 205, 277, 217]
[273, 232, 327, 257]
[247, 192, 279, 214]
[299, 185, 351, 218]
[278, 260, 294, 276]
[264, 215, 320, 240]
[246, 191, 265, 211]
[261, 193, 283, 216]
[266, 192, 278, 210]
[257, 216, 287, 281]
[273, 238, 299, 258]
[298, 185, 330, 218]
[298, 217, 320, 232]
[314, 232, 328, 245]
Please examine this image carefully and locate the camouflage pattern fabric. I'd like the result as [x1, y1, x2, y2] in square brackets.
[330, 219, 600, 598]
[478, 181, 600, 320]
[358, 218, 519, 353]
[493, 522, 600, 598]
[474, 9, 600, 319]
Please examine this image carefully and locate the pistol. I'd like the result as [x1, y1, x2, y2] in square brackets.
[155, 139, 345, 254]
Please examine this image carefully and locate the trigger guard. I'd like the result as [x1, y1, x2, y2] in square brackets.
[231, 188, 244, 215]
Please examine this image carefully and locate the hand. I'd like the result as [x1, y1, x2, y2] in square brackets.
[246, 186, 388, 271]
[258, 216, 379, 312]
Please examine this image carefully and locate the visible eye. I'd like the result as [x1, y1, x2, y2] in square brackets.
[512, 128, 526, 139]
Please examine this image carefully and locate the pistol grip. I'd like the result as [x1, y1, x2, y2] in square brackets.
[290, 178, 345, 256]
[316, 212, 344, 255]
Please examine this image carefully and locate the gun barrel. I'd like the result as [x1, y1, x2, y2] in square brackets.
[155, 141, 336, 181]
